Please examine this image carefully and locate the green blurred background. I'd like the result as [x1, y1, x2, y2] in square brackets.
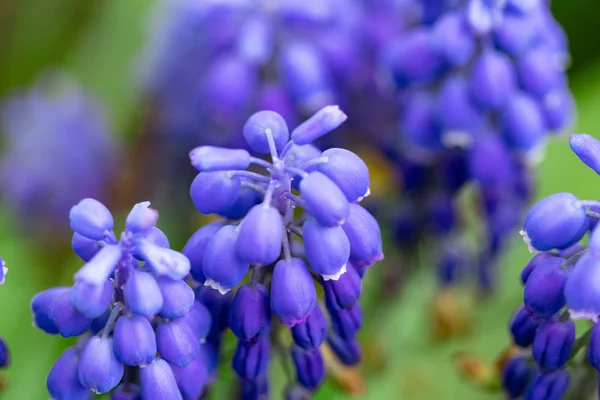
[1, 1, 600, 399]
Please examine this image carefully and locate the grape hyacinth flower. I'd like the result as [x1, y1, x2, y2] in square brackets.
[32, 199, 212, 399]
[502, 134, 600, 399]
[376, 0, 573, 320]
[185, 106, 383, 397]
[0, 74, 119, 235]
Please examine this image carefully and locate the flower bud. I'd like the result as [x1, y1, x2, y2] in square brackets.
[183, 221, 226, 283]
[431, 12, 474, 67]
[220, 186, 263, 221]
[50, 291, 93, 338]
[71, 233, 100, 262]
[342, 204, 384, 268]
[469, 51, 516, 109]
[69, 198, 114, 240]
[291, 306, 328, 350]
[47, 348, 90, 400]
[229, 283, 271, 341]
[78, 337, 124, 393]
[328, 303, 363, 340]
[0, 338, 9, 368]
[291, 347, 325, 390]
[569, 134, 600, 176]
[400, 92, 441, 154]
[240, 374, 269, 400]
[542, 87, 574, 132]
[522, 193, 588, 251]
[327, 335, 362, 366]
[123, 270, 163, 318]
[190, 171, 241, 215]
[525, 371, 570, 400]
[156, 318, 200, 367]
[70, 279, 113, 318]
[136, 241, 190, 280]
[524, 257, 568, 317]
[300, 172, 349, 227]
[314, 148, 369, 202]
[171, 352, 208, 400]
[243, 110, 289, 154]
[232, 336, 270, 380]
[125, 201, 158, 233]
[158, 277, 195, 320]
[521, 253, 556, 286]
[237, 204, 284, 265]
[303, 217, 350, 280]
[113, 315, 157, 367]
[502, 355, 537, 399]
[182, 300, 212, 340]
[468, 134, 514, 189]
[195, 286, 233, 337]
[202, 225, 250, 294]
[510, 305, 540, 347]
[291, 106, 347, 145]
[517, 48, 563, 97]
[270, 258, 317, 327]
[564, 252, 600, 320]
[139, 358, 182, 400]
[190, 146, 251, 172]
[74, 244, 121, 286]
[501, 93, 545, 152]
[532, 319, 575, 372]
[494, 12, 542, 56]
[322, 264, 362, 309]
[31, 286, 70, 334]
[588, 322, 600, 371]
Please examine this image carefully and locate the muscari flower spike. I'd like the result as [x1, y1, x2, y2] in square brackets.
[33, 199, 213, 399]
[0, 74, 119, 234]
[502, 134, 600, 399]
[184, 106, 383, 397]
[378, 0, 573, 296]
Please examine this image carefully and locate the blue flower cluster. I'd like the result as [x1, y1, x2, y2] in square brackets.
[139, 0, 395, 147]
[0, 74, 119, 231]
[184, 106, 383, 397]
[31, 199, 212, 399]
[503, 134, 600, 399]
[380, 0, 573, 292]
[0, 257, 9, 372]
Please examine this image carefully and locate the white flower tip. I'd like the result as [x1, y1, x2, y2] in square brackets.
[357, 188, 371, 202]
[519, 230, 537, 253]
[204, 279, 231, 295]
[321, 264, 347, 281]
[442, 131, 473, 149]
[568, 308, 599, 322]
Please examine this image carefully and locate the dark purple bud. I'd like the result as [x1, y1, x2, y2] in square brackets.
[69, 198, 114, 240]
[522, 193, 588, 251]
[158, 277, 195, 319]
[427, 193, 455, 235]
[327, 335, 362, 366]
[47, 348, 90, 400]
[139, 358, 182, 400]
[523, 257, 568, 318]
[316, 148, 369, 202]
[240, 374, 269, 400]
[437, 242, 467, 286]
[171, 352, 208, 400]
[525, 370, 570, 400]
[400, 92, 441, 155]
[502, 355, 537, 399]
[195, 286, 233, 337]
[270, 258, 317, 327]
[237, 204, 284, 265]
[0, 338, 8, 367]
[232, 336, 270, 380]
[501, 93, 545, 152]
[71, 233, 100, 262]
[322, 265, 361, 309]
[469, 51, 516, 109]
[190, 171, 241, 215]
[113, 314, 157, 367]
[50, 291, 93, 337]
[342, 204, 384, 268]
[532, 319, 575, 372]
[70, 279, 113, 318]
[190, 146, 251, 172]
[202, 225, 250, 294]
[291, 106, 347, 145]
[521, 253, 556, 285]
[291, 347, 325, 390]
[31, 286, 70, 334]
[183, 221, 226, 283]
[156, 318, 200, 367]
[229, 283, 271, 341]
[125, 201, 158, 233]
[291, 306, 328, 350]
[78, 337, 124, 393]
[430, 12, 474, 67]
[564, 252, 600, 321]
[123, 270, 163, 318]
[182, 300, 212, 340]
[300, 171, 349, 227]
[303, 217, 350, 280]
[243, 110, 289, 154]
[588, 322, 600, 371]
[569, 134, 600, 176]
[328, 303, 362, 340]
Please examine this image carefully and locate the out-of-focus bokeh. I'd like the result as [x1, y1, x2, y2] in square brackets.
[1, 1, 600, 399]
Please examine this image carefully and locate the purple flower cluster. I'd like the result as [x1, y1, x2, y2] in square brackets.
[184, 106, 383, 397]
[503, 134, 600, 399]
[380, 0, 573, 292]
[32, 199, 212, 399]
[139, 0, 397, 147]
[0, 257, 9, 372]
[0, 74, 119, 231]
